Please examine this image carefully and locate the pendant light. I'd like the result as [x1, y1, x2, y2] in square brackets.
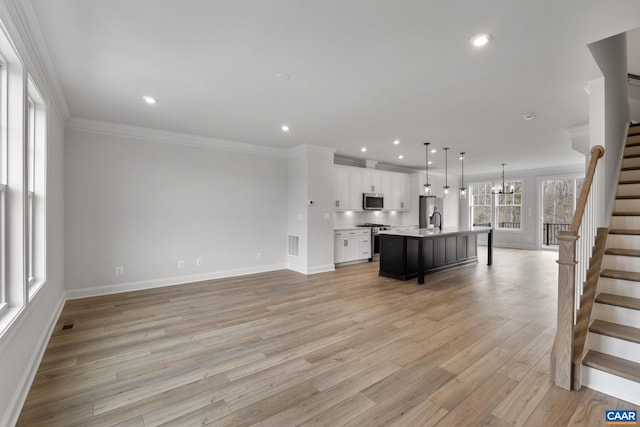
[491, 163, 514, 195]
[443, 147, 450, 197]
[459, 152, 466, 199]
[423, 142, 431, 194]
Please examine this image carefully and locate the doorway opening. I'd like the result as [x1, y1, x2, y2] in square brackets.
[540, 176, 584, 249]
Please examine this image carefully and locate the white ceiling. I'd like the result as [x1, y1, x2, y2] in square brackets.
[29, 0, 640, 175]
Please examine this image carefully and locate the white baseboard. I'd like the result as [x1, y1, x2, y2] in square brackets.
[1, 291, 66, 427]
[287, 263, 335, 275]
[66, 263, 288, 300]
[582, 366, 640, 406]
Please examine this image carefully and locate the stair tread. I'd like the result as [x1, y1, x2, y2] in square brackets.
[601, 269, 640, 282]
[624, 153, 640, 159]
[616, 195, 640, 199]
[622, 166, 640, 171]
[583, 350, 640, 382]
[595, 292, 640, 310]
[590, 319, 640, 344]
[609, 229, 640, 235]
[619, 180, 640, 185]
[612, 212, 640, 216]
[606, 248, 640, 257]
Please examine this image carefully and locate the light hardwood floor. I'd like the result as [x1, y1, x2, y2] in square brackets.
[18, 248, 640, 426]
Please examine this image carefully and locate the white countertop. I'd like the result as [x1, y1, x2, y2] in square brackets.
[379, 226, 492, 238]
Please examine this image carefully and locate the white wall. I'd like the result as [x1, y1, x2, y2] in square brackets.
[0, 1, 67, 424]
[287, 145, 335, 274]
[64, 128, 288, 297]
[589, 33, 630, 221]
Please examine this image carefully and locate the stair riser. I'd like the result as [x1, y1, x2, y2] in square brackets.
[622, 157, 640, 169]
[610, 216, 640, 229]
[607, 234, 640, 250]
[587, 332, 640, 363]
[625, 143, 640, 156]
[617, 183, 640, 196]
[582, 366, 640, 406]
[593, 303, 640, 328]
[614, 199, 640, 212]
[598, 277, 640, 299]
[603, 254, 640, 272]
[619, 169, 640, 182]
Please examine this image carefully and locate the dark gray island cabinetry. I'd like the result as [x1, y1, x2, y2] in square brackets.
[378, 227, 493, 284]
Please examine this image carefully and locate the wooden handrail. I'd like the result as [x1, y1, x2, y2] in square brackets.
[570, 145, 604, 232]
[551, 144, 605, 391]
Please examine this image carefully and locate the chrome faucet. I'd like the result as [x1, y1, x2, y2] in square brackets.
[430, 207, 442, 231]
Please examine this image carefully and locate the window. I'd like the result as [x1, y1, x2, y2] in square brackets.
[496, 180, 522, 229]
[0, 57, 6, 315]
[26, 79, 46, 299]
[470, 183, 492, 227]
[469, 180, 523, 230]
[0, 21, 48, 336]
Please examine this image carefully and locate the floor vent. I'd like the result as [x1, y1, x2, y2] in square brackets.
[62, 322, 75, 330]
[288, 235, 300, 256]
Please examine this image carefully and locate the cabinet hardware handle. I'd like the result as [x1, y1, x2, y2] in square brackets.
[335, 200, 339, 207]
[344, 240, 347, 247]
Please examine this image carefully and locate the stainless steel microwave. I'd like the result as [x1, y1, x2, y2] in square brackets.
[363, 193, 384, 210]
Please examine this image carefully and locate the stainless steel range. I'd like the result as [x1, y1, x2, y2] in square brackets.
[357, 223, 390, 261]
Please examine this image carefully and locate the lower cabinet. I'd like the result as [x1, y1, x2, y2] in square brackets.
[334, 229, 371, 263]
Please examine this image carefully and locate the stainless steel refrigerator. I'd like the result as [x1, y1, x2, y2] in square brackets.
[419, 196, 444, 229]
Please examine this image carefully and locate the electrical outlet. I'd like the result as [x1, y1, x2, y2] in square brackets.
[115, 266, 124, 275]
[196, 258, 202, 267]
[256, 252, 263, 260]
[177, 260, 184, 269]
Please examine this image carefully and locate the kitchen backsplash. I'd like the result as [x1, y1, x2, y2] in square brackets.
[333, 210, 411, 228]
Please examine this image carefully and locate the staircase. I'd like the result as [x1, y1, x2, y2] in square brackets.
[581, 123, 640, 405]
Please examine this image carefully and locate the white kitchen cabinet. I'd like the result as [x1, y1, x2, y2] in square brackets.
[390, 172, 411, 211]
[333, 165, 351, 210]
[333, 165, 412, 211]
[349, 167, 364, 210]
[362, 168, 383, 193]
[334, 165, 365, 211]
[334, 229, 371, 263]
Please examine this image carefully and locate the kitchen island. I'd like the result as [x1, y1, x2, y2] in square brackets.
[378, 227, 493, 284]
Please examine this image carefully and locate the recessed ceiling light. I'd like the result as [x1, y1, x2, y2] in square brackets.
[393, 139, 400, 145]
[428, 161, 433, 165]
[281, 125, 290, 132]
[361, 147, 367, 152]
[142, 96, 157, 104]
[398, 155, 404, 159]
[430, 149, 437, 153]
[522, 113, 536, 120]
[471, 33, 491, 47]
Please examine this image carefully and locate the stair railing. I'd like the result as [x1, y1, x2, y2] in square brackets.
[550, 144, 604, 390]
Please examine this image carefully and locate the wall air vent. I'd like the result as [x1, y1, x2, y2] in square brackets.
[288, 235, 300, 256]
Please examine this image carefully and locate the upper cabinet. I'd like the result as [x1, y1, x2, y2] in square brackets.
[333, 165, 351, 210]
[390, 172, 411, 210]
[333, 165, 412, 211]
[334, 165, 366, 211]
[362, 168, 383, 193]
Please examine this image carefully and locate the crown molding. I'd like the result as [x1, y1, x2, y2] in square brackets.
[287, 144, 336, 158]
[66, 117, 288, 158]
[0, 0, 70, 119]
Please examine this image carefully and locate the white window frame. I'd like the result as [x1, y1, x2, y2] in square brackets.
[495, 180, 523, 231]
[470, 182, 493, 227]
[0, 55, 6, 317]
[26, 78, 46, 299]
[469, 179, 524, 231]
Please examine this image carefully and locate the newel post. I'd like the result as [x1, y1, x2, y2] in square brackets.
[552, 230, 578, 390]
